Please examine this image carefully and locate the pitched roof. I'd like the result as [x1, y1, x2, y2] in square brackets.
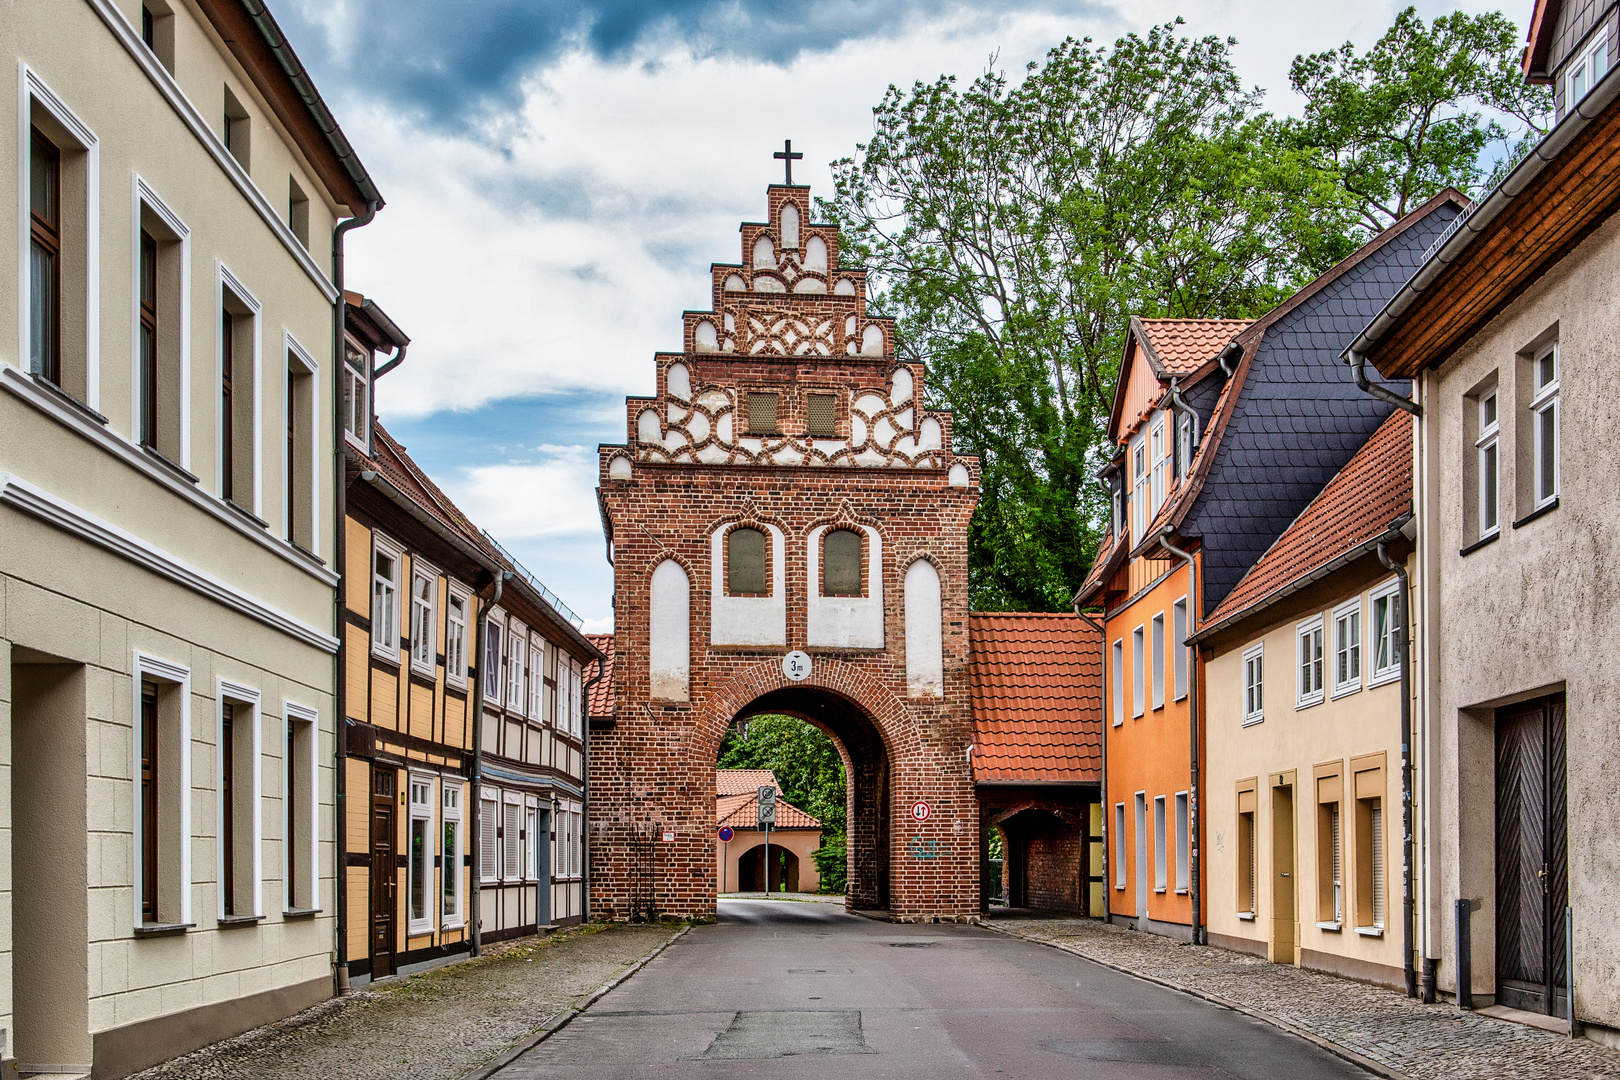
[717, 768, 779, 796]
[1074, 529, 1126, 606]
[1137, 318, 1253, 375]
[715, 770, 821, 830]
[371, 424, 495, 558]
[968, 613, 1102, 785]
[586, 634, 614, 717]
[1202, 412, 1412, 633]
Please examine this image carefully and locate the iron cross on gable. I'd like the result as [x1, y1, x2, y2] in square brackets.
[774, 139, 804, 185]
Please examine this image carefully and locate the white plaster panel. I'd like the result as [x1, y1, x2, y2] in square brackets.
[666, 362, 691, 399]
[806, 524, 885, 648]
[904, 559, 944, 698]
[710, 524, 787, 646]
[648, 560, 690, 701]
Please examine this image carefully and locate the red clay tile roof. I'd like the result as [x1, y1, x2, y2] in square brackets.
[969, 613, 1102, 784]
[371, 424, 494, 558]
[1203, 412, 1412, 630]
[586, 634, 614, 717]
[716, 770, 821, 829]
[1137, 318, 1252, 374]
[1075, 529, 1126, 606]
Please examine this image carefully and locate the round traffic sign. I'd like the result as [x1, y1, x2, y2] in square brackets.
[911, 800, 931, 823]
[782, 650, 812, 681]
[718, 826, 735, 842]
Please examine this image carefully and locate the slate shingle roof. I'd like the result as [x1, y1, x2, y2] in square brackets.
[1204, 412, 1412, 630]
[1138, 318, 1252, 374]
[969, 613, 1101, 784]
[586, 634, 613, 717]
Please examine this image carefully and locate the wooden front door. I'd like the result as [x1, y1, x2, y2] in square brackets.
[1271, 783, 1296, 966]
[370, 767, 397, 980]
[1495, 694, 1567, 1017]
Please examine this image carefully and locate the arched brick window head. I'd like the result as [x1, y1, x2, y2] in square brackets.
[728, 527, 767, 594]
[823, 529, 862, 596]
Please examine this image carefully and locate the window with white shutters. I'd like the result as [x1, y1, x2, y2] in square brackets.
[503, 801, 522, 880]
[1174, 792, 1189, 892]
[479, 796, 498, 882]
[528, 643, 544, 718]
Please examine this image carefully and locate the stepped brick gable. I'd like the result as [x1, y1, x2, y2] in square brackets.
[594, 181, 982, 921]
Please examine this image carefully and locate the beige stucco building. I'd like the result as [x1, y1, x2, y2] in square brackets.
[716, 769, 823, 894]
[1, 0, 378, 1071]
[1349, 5, 1620, 1039]
[1196, 415, 1414, 991]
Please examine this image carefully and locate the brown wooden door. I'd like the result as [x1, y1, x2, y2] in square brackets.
[370, 767, 397, 980]
[1495, 694, 1567, 1017]
[1271, 783, 1296, 966]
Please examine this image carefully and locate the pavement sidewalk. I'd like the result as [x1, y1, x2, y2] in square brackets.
[982, 915, 1620, 1080]
[128, 922, 682, 1080]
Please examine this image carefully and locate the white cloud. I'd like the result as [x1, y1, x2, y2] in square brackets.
[441, 447, 603, 543]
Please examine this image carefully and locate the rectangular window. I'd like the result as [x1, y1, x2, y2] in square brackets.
[408, 776, 433, 932]
[1111, 639, 1124, 727]
[1153, 795, 1167, 891]
[1176, 415, 1192, 479]
[1130, 435, 1148, 542]
[135, 186, 188, 463]
[483, 616, 504, 706]
[1369, 580, 1401, 686]
[1242, 643, 1263, 725]
[1151, 613, 1165, 710]
[288, 174, 310, 249]
[343, 340, 370, 446]
[218, 276, 258, 507]
[1132, 626, 1145, 718]
[221, 308, 235, 499]
[284, 341, 316, 549]
[284, 706, 317, 912]
[524, 805, 539, 880]
[528, 642, 545, 718]
[135, 658, 190, 928]
[218, 697, 260, 918]
[1297, 616, 1325, 707]
[29, 126, 61, 384]
[141, 3, 175, 71]
[1172, 598, 1188, 701]
[140, 680, 159, 922]
[1150, 417, 1169, 515]
[503, 800, 522, 881]
[506, 623, 528, 716]
[445, 588, 469, 687]
[747, 392, 779, 434]
[807, 392, 837, 436]
[1531, 344, 1558, 509]
[223, 85, 251, 169]
[1355, 793, 1385, 932]
[479, 793, 499, 882]
[1237, 783, 1257, 917]
[1567, 27, 1609, 106]
[372, 537, 401, 660]
[1476, 388, 1500, 538]
[442, 784, 463, 925]
[1174, 792, 1189, 893]
[1332, 598, 1362, 697]
[1316, 768, 1343, 928]
[138, 229, 158, 444]
[1114, 802, 1127, 889]
[410, 566, 437, 674]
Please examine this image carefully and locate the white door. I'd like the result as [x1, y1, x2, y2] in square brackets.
[1135, 792, 1148, 921]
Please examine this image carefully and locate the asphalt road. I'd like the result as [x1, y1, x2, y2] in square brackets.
[497, 897, 1372, 1080]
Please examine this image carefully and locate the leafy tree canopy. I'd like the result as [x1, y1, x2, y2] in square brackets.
[716, 715, 846, 836]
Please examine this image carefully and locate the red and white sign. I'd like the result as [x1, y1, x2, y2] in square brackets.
[662, 830, 676, 843]
[910, 800, 931, 823]
[717, 826, 734, 843]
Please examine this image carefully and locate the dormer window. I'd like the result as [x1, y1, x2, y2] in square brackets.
[1568, 28, 1609, 107]
[1150, 416, 1170, 515]
[1130, 435, 1148, 542]
[343, 339, 369, 446]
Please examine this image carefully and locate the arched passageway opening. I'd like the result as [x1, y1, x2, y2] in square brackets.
[736, 843, 801, 892]
[987, 806, 1089, 914]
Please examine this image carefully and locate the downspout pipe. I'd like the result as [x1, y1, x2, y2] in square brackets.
[469, 572, 507, 956]
[1157, 529, 1202, 946]
[1348, 350, 1421, 417]
[331, 199, 377, 996]
[1073, 603, 1109, 924]
[1377, 538, 1418, 999]
[1216, 341, 1242, 379]
[1166, 377, 1200, 454]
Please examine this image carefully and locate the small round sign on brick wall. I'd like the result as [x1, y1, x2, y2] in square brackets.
[782, 650, 812, 681]
[911, 800, 931, 823]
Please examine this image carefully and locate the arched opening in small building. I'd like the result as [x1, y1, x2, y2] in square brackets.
[984, 805, 1101, 915]
[714, 687, 891, 911]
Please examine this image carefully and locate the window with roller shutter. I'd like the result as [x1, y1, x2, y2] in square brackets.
[504, 802, 522, 881]
[480, 796, 498, 882]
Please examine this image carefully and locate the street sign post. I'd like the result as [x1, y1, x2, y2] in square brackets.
[718, 825, 734, 892]
[758, 786, 777, 894]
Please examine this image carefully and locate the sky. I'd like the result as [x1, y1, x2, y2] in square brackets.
[281, 0, 1524, 633]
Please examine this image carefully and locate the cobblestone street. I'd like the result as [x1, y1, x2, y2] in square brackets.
[984, 916, 1620, 1080]
[126, 924, 681, 1080]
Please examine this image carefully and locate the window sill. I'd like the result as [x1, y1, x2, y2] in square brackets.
[1115, 884, 1126, 891]
[1242, 716, 1264, 728]
[134, 922, 193, 937]
[1315, 921, 1342, 932]
[1296, 695, 1324, 710]
[1154, 887, 1167, 894]
[1175, 888, 1188, 896]
[441, 919, 466, 932]
[1355, 926, 1384, 938]
[1512, 497, 1558, 530]
[140, 442, 200, 485]
[407, 922, 434, 937]
[283, 907, 321, 919]
[1237, 912, 1256, 922]
[1459, 531, 1499, 557]
[217, 913, 264, 928]
[31, 371, 109, 425]
[1329, 683, 1362, 700]
[371, 648, 401, 668]
[222, 498, 270, 530]
[1368, 669, 1400, 689]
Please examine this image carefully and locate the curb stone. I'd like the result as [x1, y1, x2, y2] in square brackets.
[977, 920, 1413, 1080]
[459, 924, 690, 1080]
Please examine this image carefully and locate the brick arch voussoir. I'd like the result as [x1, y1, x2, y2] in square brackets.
[693, 658, 912, 766]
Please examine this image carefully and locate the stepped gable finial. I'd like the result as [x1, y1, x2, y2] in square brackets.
[773, 139, 804, 185]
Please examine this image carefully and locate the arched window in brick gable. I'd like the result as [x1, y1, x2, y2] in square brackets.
[823, 529, 863, 596]
[727, 527, 767, 595]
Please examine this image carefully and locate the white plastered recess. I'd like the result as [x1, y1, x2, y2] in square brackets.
[806, 524, 884, 648]
[648, 560, 690, 700]
[710, 523, 787, 646]
[904, 559, 944, 698]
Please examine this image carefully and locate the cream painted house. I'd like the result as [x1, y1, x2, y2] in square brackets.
[1, 0, 380, 1071]
[1195, 414, 1415, 991]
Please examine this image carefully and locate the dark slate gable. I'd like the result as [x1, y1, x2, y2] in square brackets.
[1180, 201, 1460, 618]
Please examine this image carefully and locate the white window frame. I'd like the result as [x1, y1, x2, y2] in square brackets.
[131, 652, 192, 930]
[1153, 794, 1167, 892]
[528, 640, 545, 719]
[1150, 416, 1169, 516]
[1129, 431, 1148, 542]
[1172, 598, 1188, 701]
[482, 608, 505, 708]
[1567, 26, 1609, 106]
[1174, 791, 1189, 894]
[371, 532, 403, 662]
[342, 335, 370, 451]
[409, 558, 438, 676]
[1242, 642, 1264, 726]
[216, 261, 262, 513]
[283, 331, 320, 555]
[1150, 612, 1165, 710]
[19, 66, 101, 408]
[1368, 579, 1402, 688]
[215, 678, 262, 921]
[1296, 615, 1326, 708]
[283, 700, 319, 914]
[1531, 342, 1559, 510]
[132, 175, 191, 462]
[1476, 388, 1500, 539]
[1113, 802, 1127, 890]
[406, 773, 434, 935]
[1330, 597, 1363, 698]
[441, 781, 464, 928]
[479, 790, 499, 883]
[444, 583, 470, 689]
[1111, 638, 1124, 727]
[568, 658, 583, 738]
[506, 621, 528, 717]
[571, 802, 583, 879]
[524, 800, 541, 881]
[1131, 625, 1145, 718]
[502, 792, 523, 882]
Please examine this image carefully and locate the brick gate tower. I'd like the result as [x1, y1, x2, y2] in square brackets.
[593, 172, 982, 921]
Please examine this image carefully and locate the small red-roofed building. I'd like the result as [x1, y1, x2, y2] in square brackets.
[715, 769, 823, 893]
[1189, 412, 1414, 990]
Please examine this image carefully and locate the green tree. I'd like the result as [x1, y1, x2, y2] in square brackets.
[824, 23, 1357, 611]
[717, 715, 848, 892]
[1289, 7, 1554, 234]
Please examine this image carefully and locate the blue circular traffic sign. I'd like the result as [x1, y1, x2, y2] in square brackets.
[718, 826, 735, 842]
